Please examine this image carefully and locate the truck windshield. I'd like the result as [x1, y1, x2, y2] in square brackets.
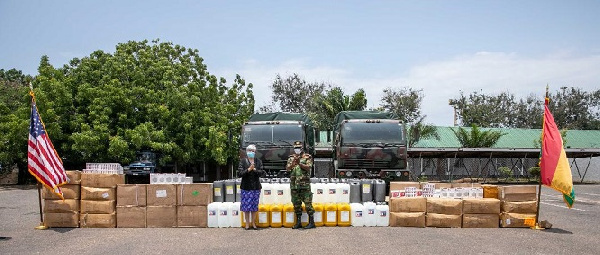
[341, 122, 404, 144]
[243, 124, 303, 146]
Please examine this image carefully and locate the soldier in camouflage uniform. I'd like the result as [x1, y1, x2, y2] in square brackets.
[286, 141, 315, 229]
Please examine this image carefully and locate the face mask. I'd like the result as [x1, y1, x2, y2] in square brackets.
[294, 149, 301, 154]
[247, 152, 255, 158]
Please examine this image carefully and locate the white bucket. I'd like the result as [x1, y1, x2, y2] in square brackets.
[375, 204, 389, 227]
[207, 202, 220, 228]
[350, 203, 364, 227]
[363, 202, 377, 227]
[229, 202, 242, 228]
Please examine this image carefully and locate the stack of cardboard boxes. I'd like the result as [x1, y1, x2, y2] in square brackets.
[146, 184, 178, 228]
[426, 198, 463, 228]
[462, 198, 501, 228]
[116, 184, 147, 228]
[389, 197, 427, 227]
[79, 173, 124, 228]
[42, 170, 81, 227]
[176, 183, 212, 227]
[499, 185, 538, 228]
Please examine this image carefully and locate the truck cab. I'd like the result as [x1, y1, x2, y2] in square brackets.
[240, 113, 315, 178]
[334, 111, 409, 180]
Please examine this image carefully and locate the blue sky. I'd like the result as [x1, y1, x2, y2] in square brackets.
[2, 0, 599, 126]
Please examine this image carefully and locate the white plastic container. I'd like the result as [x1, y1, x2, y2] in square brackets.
[313, 183, 326, 203]
[375, 204, 389, 227]
[350, 203, 365, 227]
[336, 183, 350, 203]
[273, 183, 290, 205]
[207, 202, 220, 228]
[363, 202, 377, 227]
[261, 183, 274, 205]
[218, 202, 232, 228]
[325, 182, 337, 203]
[229, 202, 242, 228]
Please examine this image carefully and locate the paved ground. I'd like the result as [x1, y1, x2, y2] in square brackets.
[1, 185, 599, 255]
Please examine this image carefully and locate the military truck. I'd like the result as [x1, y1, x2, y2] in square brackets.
[333, 111, 409, 181]
[239, 113, 315, 177]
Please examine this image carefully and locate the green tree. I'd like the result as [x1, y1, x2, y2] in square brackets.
[0, 69, 32, 177]
[308, 87, 367, 130]
[32, 39, 254, 170]
[380, 87, 423, 124]
[452, 124, 506, 148]
[408, 117, 440, 147]
[260, 73, 327, 113]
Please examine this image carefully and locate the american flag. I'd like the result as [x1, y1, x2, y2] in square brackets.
[28, 100, 68, 199]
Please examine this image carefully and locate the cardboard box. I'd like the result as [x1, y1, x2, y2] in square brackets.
[502, 201, 538, 213]
[116, 206, 146, 228]
[146, 206, 177, 228]
[81, 186, 115, 201]
[80, 213, 116, 228]
[462, 198, 501, 214]
[482, 184, 499, 199]
[42, 184, 80, 200]
[147, 184, 177, 206]
[499, 185, 537, 202]
[426, 198, 463, 215]
[177, 184, 212, 206]
[420, 182, 452, 189]
[426, 213, 462, 228]
[389, 197, 427, 213]
[80, 200, 116, 214]
[451, 183, 482, 188]
[44, 212, 79, 228]
[80, 173, 125, 188]
[66, 170, 82, 184]
[43, 199, 80, 213]
[389, 212, 425, 228]
[389, 182, 420, 197]
[117, 184, 147, 207]
[500, 212, 536, 228]
[462, 214, 499, 228]
[177, 206, 208, 227]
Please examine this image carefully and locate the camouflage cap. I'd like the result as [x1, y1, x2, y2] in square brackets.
[293, 141, 302, 148]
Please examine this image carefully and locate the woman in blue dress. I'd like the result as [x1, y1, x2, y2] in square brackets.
[237, 144, 265, 230]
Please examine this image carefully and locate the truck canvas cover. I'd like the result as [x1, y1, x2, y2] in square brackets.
[333, 111, 396, 137]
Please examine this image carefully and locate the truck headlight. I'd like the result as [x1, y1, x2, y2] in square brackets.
[144, 167, 150, 170]
[346, 171, 352, 177]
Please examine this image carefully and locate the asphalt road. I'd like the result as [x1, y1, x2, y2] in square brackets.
[1, 185, 599, 255]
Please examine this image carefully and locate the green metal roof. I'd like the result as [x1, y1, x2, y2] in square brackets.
[413, 126, 600, 149]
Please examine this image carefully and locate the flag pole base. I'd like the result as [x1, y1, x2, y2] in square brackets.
[530, 223, 545, 230]
[34, 223, 48, 230]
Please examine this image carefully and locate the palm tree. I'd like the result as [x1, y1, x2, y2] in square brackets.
[408, 116, 440, 147]
[452, 124, 505, 148]
[309, 87, 367, 131]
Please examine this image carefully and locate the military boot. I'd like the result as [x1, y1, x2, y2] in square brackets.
[304, 215, 316, 229]
[292, 215, 303, 229]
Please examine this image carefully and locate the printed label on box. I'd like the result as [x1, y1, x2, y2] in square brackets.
[237, 185, 241, 193]
[314, 211, 322, 222]
[272, 212, 282, 223]
[102, 192, 109, 199]
[259, 212, 268, 223]
[226, 185, 234, 195]
[214, 187, 221, 196]
[220, 210, 227, 216]
[355, 211, 363, 217]
[277, 190, 284, 196]
[329, 189, 336, 194]
[368, 209, 375, 215]
[156, 190, 167, 198]
[363, 184, 371, 193]
[209, 210, 216, 216]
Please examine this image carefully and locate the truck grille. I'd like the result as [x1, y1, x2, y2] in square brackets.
[263, 160, 287, 170]
[341, 159, 390, 168]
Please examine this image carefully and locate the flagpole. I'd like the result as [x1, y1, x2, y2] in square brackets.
[534, 85, 549, 230]
[29, 84, 48, 230]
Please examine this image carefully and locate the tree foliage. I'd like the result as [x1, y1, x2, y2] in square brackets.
[309, 87, 367, 130]
[449, 87, 600, 129]
[452, 124, 506, 148]
[380, 87, 423, 124]
[260, 73, 327, 113]
[0, 69, 32, 175]
[408, 117, 440, 147]
[30, 39, 254, 169]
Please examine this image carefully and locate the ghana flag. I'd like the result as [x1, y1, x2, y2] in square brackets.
[540, 97, 575, 208]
